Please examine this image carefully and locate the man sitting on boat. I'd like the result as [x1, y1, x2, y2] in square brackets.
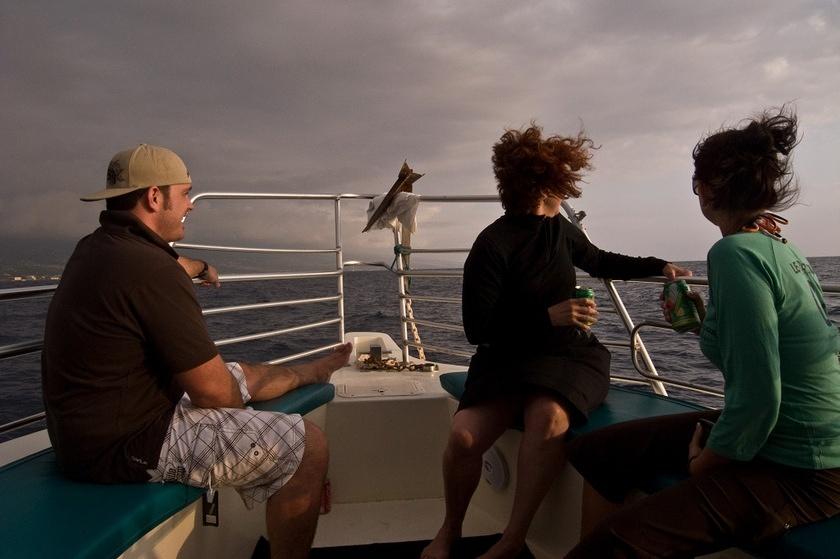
[41, 144, 351, 559]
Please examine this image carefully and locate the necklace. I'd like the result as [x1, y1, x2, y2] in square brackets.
[741, 212, 788, 243]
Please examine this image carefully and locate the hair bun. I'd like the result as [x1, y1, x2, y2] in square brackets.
[761, 110, 798, 156]
[741, 122, 776, 155]
[691, 105, 800, 213]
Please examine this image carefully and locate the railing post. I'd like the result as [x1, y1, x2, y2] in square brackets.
[561, 200, 669, 396]
[602, 279, 668, 396]
[335, 197, 345, 342]
[393, 228, 411, 363]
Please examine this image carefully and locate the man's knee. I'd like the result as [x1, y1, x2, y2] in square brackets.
[299, 420, 329, 478]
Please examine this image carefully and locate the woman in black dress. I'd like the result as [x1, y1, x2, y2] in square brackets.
[422, 124, 690, 559]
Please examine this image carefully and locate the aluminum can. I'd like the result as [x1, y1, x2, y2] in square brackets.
[573, 286, 594, 300]
[663, 280, 701, 332]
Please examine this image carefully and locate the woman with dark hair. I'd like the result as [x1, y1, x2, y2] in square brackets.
[565, 106, 840, 558]
[421, 124, 689, 559]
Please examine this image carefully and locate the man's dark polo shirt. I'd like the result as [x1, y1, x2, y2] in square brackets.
[42, 210, 218, 483]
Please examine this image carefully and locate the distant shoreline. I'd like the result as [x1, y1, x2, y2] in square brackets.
[3, 255, 839, 285]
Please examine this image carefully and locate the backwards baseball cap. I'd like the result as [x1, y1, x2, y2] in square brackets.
[80, 144, 191, 201]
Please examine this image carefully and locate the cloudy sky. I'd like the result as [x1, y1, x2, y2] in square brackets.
[2, 1, 838, 272]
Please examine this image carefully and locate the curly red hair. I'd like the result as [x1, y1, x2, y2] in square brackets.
[492, 123, 595, 214]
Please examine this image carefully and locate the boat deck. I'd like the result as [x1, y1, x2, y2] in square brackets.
[314, 498, 499, 549]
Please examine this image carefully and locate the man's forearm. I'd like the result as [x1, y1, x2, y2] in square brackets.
[177, 256, 220, 287]
[178, 256, 206, 278]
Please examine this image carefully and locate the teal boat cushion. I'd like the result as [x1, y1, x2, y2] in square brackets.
[0, 383, 334, 559]
[763, 518, 840, 559]
[249, 382, 335, 415]
[438, 371, 705, 438]
[0, 451, 204, 559]
[439, 371, 840, 559]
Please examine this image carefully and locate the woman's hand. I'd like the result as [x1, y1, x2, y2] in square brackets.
[659, 285, 706, 333]
[687, 423, 705, 474]
[662, 262, 692, 280]
[548, 298, 599, 330]
[685, 291, 706, 323]
[687, 422, 730, 476]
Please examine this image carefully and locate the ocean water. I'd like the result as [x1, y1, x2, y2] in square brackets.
[2, 257, 839, 442]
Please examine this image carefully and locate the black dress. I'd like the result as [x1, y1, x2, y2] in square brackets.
[460, 213, 666, 425]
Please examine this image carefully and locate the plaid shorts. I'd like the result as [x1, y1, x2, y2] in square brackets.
[147, 362, 306, 509]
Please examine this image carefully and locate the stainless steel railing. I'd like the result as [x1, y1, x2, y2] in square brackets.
[389, 200, 677, 394]
[386, 199, 840, 399]
[3, 192, 840, 434]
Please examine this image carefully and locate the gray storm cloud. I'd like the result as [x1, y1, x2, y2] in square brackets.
[1, 0, 838, 269]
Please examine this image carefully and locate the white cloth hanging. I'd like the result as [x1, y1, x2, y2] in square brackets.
[365, 192, 420, 233]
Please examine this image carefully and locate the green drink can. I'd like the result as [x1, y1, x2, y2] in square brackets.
[663, 280, 701, 332]
[574, 286, 594, 300]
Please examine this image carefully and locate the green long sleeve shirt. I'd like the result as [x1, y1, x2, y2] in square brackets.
[700, 232, 840, 469]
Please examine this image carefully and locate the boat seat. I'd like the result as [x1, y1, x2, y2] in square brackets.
[440, 371, 840, 559]
[439, 371, 707, 438]
[0, 382, 335, 559]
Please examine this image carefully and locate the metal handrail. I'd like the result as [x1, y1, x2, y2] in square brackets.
[395, 269, 464, 278]
[1, 193, 360, 434]
[202, 295, 341, 316]
[214, 270, 342, 282]
[406, 341, 474, 359]
[214, 318, 342, 347]
[175, 242, 339, 254]
[0, 340, 42, 360]
[403, 318, 464, 333]
[267, 342, 347, 365]
[0, 284, 57, 301]
[0, 412, 46, 433]
[399, 294, 460, 304]
[3, 191, 839, 435]
[629, 320, 725, 397]
[397, 248, 470, 254]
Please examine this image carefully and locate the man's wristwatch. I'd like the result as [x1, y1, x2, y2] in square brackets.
[197, 260, 209, 279]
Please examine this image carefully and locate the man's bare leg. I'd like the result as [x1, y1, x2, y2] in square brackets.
[243, 343, 352, 401]
[479, 394, 570, 559]
[266, 420, 329, 559]
[421, 399, 520, 559]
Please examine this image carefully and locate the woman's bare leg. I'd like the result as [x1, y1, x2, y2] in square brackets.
[480, 393, 571, 559]
[580, 480, 622, 537]
[421, 398, 520, 559]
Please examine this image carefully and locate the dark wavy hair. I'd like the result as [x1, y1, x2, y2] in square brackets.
[693, 106, 800, 212]
[492, 123, 595, 214]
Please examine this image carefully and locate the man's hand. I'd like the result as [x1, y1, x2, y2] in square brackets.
[548, 298, 599, 330]
[197, 262, 220, 288]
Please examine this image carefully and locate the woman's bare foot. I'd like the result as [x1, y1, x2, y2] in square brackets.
[477, 533, 525, 559]
[421, 525, 460, 559]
